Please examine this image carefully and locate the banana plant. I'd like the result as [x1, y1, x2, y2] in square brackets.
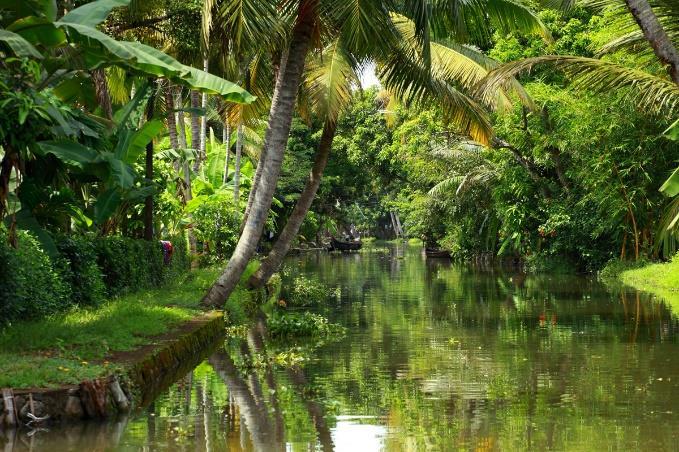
[655, 118, 679, 256]
[0, 0, 254, 247]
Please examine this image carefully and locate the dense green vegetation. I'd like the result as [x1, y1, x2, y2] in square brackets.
[2, 0, 679, 394]
[0, 228, 188, 322]
[0, 267, 219, 388]
[280, 7, 679, 273]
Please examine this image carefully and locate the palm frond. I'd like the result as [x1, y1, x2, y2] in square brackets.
[484, 0, 553, 41]
[478, 55, 679, 114]
[380, 15, 497, 144]
[596, 0, 679, 56]
[305, 39, 360, 123]
[429, 175, 466, 197]
[202, 0, 217, 53]
[218, 0, 281, 54]
[325, 0, 395, 58]
[106, 66, 131, 104]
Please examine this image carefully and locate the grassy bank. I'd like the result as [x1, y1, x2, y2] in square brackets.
[0, 268, 220, 389]
[618, 257, 679, 313]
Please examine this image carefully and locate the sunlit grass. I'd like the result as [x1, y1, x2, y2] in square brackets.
[0, 267, 221, 388]
[620, 256, 679, 314]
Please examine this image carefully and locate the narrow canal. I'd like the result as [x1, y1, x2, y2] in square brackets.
[10, 244, 679, 450]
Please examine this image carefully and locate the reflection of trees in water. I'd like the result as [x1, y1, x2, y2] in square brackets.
[6, 249, 679, 451]
[287, 246, 679, 450]
[208, 317, 334, 451]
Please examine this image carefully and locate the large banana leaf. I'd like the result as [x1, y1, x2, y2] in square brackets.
[36, 141, 99, 169]
[7, 16, 66, 47]
[664, 117, 679, 141]
[0, 29, 42, 58]
[94, 189, 122, 224]
[2, 0, 254, 104]
[58, 24, 255, 102]
[660, 119, 679, 197]
[59, 0, 129, 27]
[100, 154, 136, 188]
[660, 167, 679, 197]
[0, 0, 57, 25]
[120, 119, 164, 164]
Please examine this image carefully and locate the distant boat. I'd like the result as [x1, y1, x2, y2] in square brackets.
[328, 238, 363, 252]
[424, 247, 451, 258]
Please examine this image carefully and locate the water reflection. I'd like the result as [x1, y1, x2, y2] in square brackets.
[3, 245, 679, 451]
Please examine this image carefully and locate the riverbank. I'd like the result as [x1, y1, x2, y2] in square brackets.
[0, 267, 221, 389]
[618, 257, 679, 312]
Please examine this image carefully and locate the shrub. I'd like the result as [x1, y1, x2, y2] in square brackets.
[598, 257, 648, 281]
[164, 233, 189, 281]
[191, 196, 241, 265]
[0, 229, 191, 323]
[267, 312, 346, 338]
[95, 235, 189, 298]
[96, 237, 148, 297]
[0, 230, 69, 323]
[55, 235, 106, 307]
[282, 276, 333, 307]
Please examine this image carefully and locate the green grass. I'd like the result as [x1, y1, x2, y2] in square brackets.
[619, 256, 679, 313]
[0, 267, 221, 389]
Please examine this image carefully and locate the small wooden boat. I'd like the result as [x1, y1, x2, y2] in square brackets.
[424, 247, 451, 258]
[328, 238, 363, 252]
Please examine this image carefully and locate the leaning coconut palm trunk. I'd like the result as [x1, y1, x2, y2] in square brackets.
[249, 120, 336, 288]
[241, 128, 269, 231]
[624, 0, 679, 84]
[201, 13, 316, 308]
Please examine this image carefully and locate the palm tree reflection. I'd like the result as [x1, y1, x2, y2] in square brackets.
[208, 316, 335, 451]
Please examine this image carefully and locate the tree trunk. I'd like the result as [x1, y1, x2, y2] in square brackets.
[91, 68, 113, 120]
[241, 50, 288, 232]
[223, 122, 231, 184]
[201, 10, 315, 308]
[144, 81, 157, 241]
[174, 88, 192, 203]
[200, 58, 209, 164]
[164, 81, 179, 150]
[0, 152, 16, 230]
[175, 88, 197, 258]
[190, 90, 201, 171]
[625, 0, 679, 84]
[176, 87, 188, 150]
[249, 120, 336, 288]
[233, 124, 244, 203]
[208, 351, 278, 450]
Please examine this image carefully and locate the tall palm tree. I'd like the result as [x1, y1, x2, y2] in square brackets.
[248, 39, 359, 287]
[202, 0, 549, 307]
[202, 0, 315, 307]
[248, 11, 533, 287]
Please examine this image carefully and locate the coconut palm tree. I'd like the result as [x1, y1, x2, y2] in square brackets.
[202, 0, 550, 307]
[247, 11, 536, 287]
[201, 0, 314, 307]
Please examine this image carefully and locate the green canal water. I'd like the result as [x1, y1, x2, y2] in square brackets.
[9, 245, 679, 450]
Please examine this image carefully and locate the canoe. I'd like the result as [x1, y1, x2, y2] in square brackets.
[424, 248, 451, 258]
[328, 238, 363, 252]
